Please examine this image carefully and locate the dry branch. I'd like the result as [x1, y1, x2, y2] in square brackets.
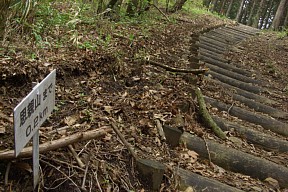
[0, 126, 112, 160]
[110, 122, 138, 160]
[144, 59, 208, 75]
[68, 144, 85, 168]
[151, 4, 170, 21]
[195, 87, 226, 140]
[155, 119, 166, 141]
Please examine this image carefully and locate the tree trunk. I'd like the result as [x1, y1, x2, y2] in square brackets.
[107, 0, 119, 9]
[203, 0, 212, 8]
[283, 1, 288, 27]
[253, 0, 266, 28]
[0, 0, 10, 39]
[210, 0, 219, 12]
[171, 0, 188, 12]
[225, 0, 235, 18]
[204, 96, 288, 137]
[272, 0, 288, 30]
[236, 0, 246, 22]
[220, 0, 228, 15]
[180, 132, 288, 188]
[284, 9, 288, 27]
[213, 116, 288, 153]
[247, 0, 258, 26]
[126, 0, 139, 16]
[97, 0, 105, 13]
[177, 168, 244, 192]
[262, 0, 274, 29]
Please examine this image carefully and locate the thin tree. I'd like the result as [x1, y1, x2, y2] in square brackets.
[210, 0, 219, 12]
[225, 0, 235, 18]
[252, 0, 266, 28]
[247, 0, 258, 26]
[236, 0, 246, 22]
[171, 0, 188, 12]
[126, 0, 139, 16]
[272, 0, 288, 30]
[220, 0, 228, 15]
[262, 0, 275, 29]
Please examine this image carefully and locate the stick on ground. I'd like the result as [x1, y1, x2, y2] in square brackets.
[0, 126, 112, 160]
[145, 59, 208, 75]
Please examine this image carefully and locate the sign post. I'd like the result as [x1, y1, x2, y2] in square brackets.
[13, 69, 56, 189]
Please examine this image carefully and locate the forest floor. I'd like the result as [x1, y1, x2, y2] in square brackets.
[0, 2, 287, 192]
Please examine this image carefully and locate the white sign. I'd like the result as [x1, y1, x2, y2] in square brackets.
[13, 69, 56, 157]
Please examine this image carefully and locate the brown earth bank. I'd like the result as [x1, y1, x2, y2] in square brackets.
[0, 6, 287, 192]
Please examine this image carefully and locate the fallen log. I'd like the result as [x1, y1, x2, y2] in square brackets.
[180, 132, 288, 188]
[0, 126, 112, 160]
[232, 94, 288, 119]
[144, 59, 208, 75]
[226, 25, 259, 36]
[205, 63, 263, 85]
[196, 41, 228, 51]
[176, 168, 244, 192]
[213, 116, 288, 153]
[199, 49, 228, 63]
[195, 88, 227, 140]
[208, 30, 243, 42]
[207, 78, 278, 105]
[204, 96, 288, 137]
[202, 33, 235, 45]
[199, 55, 252, 76]
[198, 43, 226, 54]
[207, 70, 265, 94]
[218, 27, 251, 38]
[199, 36, 228, 48]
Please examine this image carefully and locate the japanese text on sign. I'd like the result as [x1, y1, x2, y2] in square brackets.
[14, 70, 56, 157]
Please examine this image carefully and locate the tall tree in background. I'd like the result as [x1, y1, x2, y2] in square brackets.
[220, 0, 228, 15]
[253, 0, 266, 28]
[171, 0, 189, 12]
[210, 0, 219, 12]
[236, 0, 245, 22]
[0, 0, 10, 39]
[225, 0, 235, 18]
[126, 0, 139, 15]
[262, 0, 275, 29]
[203, 0, 212, 7]
[247, 0, 258, 26]
[272, 0, 288, 30]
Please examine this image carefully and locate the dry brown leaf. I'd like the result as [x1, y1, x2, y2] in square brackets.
[64, 115, 78, 126]
[14, 162, 32, 173]
[103, 106, 113, 114]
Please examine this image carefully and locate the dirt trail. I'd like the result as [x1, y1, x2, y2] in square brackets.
[0, 12, 287, 191]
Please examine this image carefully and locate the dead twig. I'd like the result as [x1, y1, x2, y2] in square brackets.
[0, 126, 112, 160]
[110, 121, 138, 160]
[93, 162, 103, 192]
[155, 119, 166, 141]
[80, 154, 91, 192]
[68, 145, 85, 168]
[40, 155, 85, 171]
[203, 137, 212, 165]
[144, 59, 208, 75]
[151, 4, 170, 21]
[227, 102, 234, 115]
[4, 162, 11, 186]
[40, 159, 80, 190]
